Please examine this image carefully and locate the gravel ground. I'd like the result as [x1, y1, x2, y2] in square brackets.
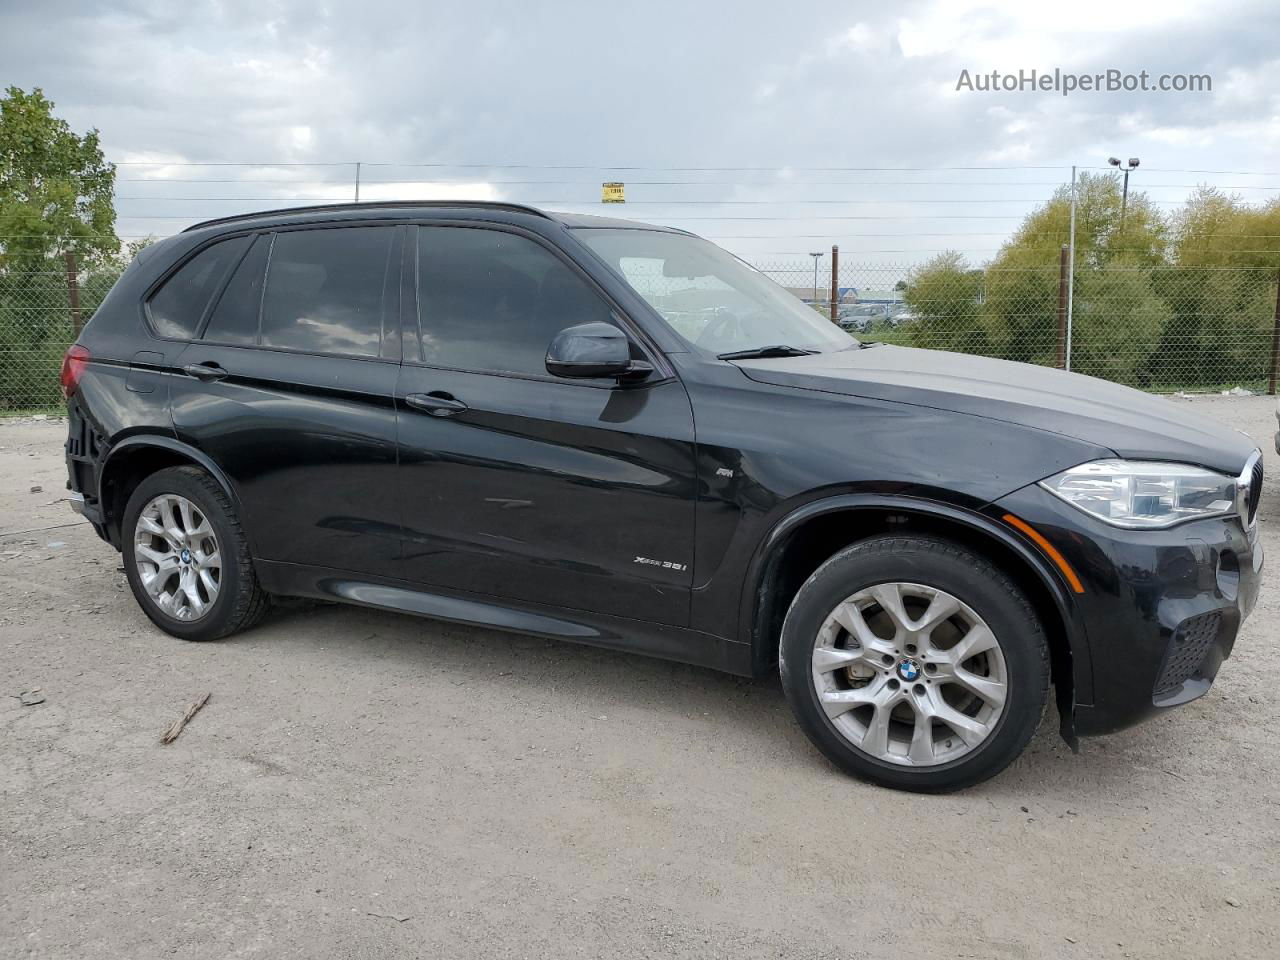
[2, 397, 1278, 960]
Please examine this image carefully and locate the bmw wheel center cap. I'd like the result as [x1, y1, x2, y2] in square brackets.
[897, 658, 921, 682]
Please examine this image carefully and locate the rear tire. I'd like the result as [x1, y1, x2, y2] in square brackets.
[121, 465, 269, 641]
[779, 535, 1048, 792]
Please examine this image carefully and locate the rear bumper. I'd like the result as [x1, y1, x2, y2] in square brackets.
[994, 486, 1263, 738]
[64, 400, 108, 535]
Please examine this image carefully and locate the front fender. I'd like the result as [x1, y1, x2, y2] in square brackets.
[740, 493, 1091, 745]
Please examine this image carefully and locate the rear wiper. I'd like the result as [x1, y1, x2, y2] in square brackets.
[717, 345, 818, 360]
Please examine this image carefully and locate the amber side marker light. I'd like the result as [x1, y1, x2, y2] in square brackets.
[1002, 513, 1085, 594]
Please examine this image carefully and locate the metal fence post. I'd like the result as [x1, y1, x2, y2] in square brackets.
[1066, 165, 1077, 371]
[829, 245, 839, 323]
[64, 251, 82, 340]
[1269, 266, 1280, 396]
[1057, 245, 1068, 369]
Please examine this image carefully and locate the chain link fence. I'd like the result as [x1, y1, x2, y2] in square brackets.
[1, 246, 1277, 413]
[755, 258, 1280, 394]
[0, 262, 120, 412]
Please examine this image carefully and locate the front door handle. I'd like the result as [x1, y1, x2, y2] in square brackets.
[182, 362, 229, 382]
[404, 392, 468, 417]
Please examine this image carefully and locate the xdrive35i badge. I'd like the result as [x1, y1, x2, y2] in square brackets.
[634, 556, 688, 572]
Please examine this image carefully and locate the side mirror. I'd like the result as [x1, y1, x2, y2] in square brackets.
[545, 322, 652, 380]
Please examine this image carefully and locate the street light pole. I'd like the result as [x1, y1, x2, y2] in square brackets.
[1108, 156, 1140, 230]
[809, 252, 822, 306]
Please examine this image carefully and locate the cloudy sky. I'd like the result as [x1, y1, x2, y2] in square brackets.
[3, 0, 1279, 273]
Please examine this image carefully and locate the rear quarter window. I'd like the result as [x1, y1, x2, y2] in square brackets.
[146, 236, 250, 339]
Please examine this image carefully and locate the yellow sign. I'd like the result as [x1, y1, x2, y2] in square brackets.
[602, 182, 625, 203]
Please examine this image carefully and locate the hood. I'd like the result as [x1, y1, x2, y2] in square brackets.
[735, 345, 1257, 476]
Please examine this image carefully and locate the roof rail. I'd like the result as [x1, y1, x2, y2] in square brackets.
[181, 200, 553, 233]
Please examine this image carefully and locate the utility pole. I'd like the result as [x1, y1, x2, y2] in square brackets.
[809, 252, 822, 309]
[1066, 165, 1077, 371]
[1108, 156, 1139, 229]
[1057, 245, 1069, 369]
[354, 161, 361, 202]
[1269, 267, 1280, 396]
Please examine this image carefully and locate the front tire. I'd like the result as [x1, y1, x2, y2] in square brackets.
[122, 465, 269, 641]
[779, 536, 1049, 792]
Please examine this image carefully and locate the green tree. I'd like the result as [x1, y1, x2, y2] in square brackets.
[1150, 188, 1280, 387]
[983, 172, 1167, 369]
[1070, 256, 1171, 385]
[0, 86, 117, 271]
[902, 252, 990, 354]
[0, 87, 117, 410]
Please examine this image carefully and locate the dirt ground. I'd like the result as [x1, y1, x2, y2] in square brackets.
[2, 397, 1279, 960]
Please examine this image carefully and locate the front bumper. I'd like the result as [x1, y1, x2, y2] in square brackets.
[993, 485, 1263, 737]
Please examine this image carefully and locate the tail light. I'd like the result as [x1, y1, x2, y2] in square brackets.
[60, 344, 91, 399]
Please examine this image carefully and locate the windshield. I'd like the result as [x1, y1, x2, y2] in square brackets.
[576, 229, 856, 356]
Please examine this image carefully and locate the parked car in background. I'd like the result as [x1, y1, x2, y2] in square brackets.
[62, 201, 1264, 792]
[837, 304, 888, 332]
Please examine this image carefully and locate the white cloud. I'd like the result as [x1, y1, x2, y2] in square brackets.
[2, 0, 1276, 262]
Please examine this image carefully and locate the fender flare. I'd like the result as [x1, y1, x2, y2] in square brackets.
[740, 493, 1088, 744]
[97, 435, 247, 543]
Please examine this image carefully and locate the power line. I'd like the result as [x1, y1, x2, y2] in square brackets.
[109, 160, 1073, 172]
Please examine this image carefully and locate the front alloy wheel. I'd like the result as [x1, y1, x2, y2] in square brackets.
[812, 583, 1008, 766]
[780, 535, 1049, 792]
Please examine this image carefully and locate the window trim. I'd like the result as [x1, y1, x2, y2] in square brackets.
[141, 232, 256, 344]
[406, 220, 672, 387]
[195, 223, 404, 361]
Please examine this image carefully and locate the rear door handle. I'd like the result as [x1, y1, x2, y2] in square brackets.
[404, 392, 468, 417]
[182, 362, 229, 383]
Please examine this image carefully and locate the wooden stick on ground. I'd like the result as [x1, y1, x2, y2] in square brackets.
[160, 693, 211, 745]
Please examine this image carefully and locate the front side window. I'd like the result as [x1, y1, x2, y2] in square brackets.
[416, 226, 614, 377]
[576, 228, 854, 356]
[147, 235, 250, 339]
[260, 227, 396, 357]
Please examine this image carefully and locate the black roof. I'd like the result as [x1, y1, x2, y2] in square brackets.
[181, 201, 680, 235]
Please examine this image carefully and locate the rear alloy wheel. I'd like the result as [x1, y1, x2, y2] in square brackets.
[133, 493, 222, 621]
[780, 536, 1049, 792]
[122, 465, 269, 641]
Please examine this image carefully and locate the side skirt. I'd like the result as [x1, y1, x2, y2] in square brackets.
[255, 559, 753, 676]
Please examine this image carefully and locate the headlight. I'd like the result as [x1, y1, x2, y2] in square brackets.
[1039, 460, 1240, 529]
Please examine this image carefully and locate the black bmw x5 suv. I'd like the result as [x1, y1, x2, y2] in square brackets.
[62, 201, 1264, 791]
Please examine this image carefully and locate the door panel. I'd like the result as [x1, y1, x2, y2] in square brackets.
[395, 365, 697, 626]
[172, 345, 402, 574]
[169, 224, 404, 576]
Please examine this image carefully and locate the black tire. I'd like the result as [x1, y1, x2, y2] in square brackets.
[779, 535, 1049, 792]
[121, 465, 269, 641]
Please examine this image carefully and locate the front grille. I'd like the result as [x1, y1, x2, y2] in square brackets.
[1153, 611, 1222, 697]
[1248, 457, 1263, 525]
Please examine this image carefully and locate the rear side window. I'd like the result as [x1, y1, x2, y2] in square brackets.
[416, 226, 613, 376]
[202, 234, 270, 345]
[260, 227, 396, 357]
[147, 236, 249, 339]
